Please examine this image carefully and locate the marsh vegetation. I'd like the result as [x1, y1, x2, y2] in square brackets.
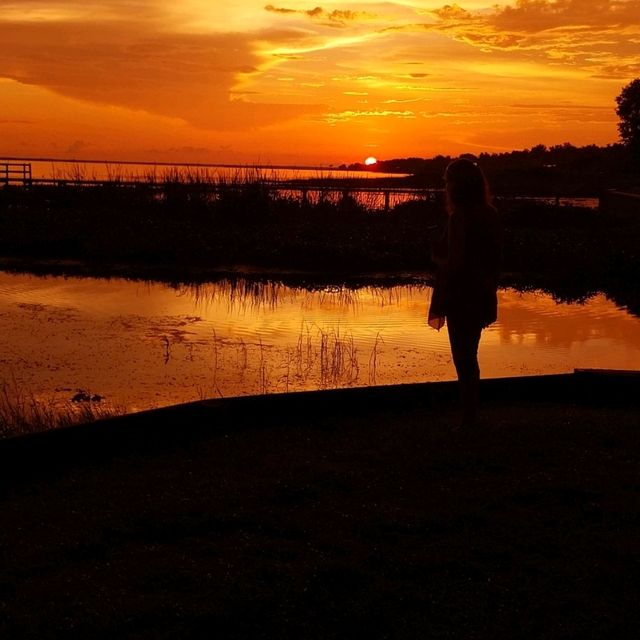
[2, 166, 639, 315]
[0, 379, 123, 438]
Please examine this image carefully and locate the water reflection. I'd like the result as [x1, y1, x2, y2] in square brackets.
[175, 280, 414, 314]
[1, 271, 639, 419]
[495, 290, 640, 349]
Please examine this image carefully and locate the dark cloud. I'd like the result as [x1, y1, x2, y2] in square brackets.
[264, 4, 296, 14]
[0, 16, 322, 129]
[65, 139, 91, 154]
[264, 4, 375, 25]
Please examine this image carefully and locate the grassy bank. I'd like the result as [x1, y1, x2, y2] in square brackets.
[1, 378, 639, 638]
[1, 176, 639, 313]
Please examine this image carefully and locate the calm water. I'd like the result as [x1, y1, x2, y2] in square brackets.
[1, 271, 639, 418]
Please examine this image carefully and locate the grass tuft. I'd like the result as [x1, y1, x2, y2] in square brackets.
[0, 380, 124, 439]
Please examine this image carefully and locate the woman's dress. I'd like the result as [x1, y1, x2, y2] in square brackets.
[428, 205, 502, 331]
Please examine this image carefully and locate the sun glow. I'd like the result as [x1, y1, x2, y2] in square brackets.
[364, 156, 377, 166]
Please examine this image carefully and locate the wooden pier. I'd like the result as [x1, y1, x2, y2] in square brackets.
[0, 162, 440, 212]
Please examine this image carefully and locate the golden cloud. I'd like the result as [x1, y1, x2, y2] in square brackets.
[494, 0, 640, 32]
[431, 4, 473, 21]
[324, 109, 416, 123]
[409, 0, 640, 79]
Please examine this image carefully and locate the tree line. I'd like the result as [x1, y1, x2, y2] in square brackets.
[340, 78, 640, 196]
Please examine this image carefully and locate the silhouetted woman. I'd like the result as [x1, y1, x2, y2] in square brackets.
[428, 158, 502, 428]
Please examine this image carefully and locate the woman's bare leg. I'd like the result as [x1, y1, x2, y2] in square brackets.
[447, 320, 482, 428]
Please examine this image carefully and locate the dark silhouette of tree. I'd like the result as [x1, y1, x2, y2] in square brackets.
[616, 78, 640, 156]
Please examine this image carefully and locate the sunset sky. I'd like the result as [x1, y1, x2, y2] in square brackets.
[1, 0, 638, 165]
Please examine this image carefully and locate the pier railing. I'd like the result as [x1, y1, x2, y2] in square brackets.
[1, 171, 441, 212]
[1, 162, 32, 186]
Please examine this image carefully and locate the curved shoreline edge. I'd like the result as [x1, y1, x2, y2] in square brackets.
[2, 369, 638, 485]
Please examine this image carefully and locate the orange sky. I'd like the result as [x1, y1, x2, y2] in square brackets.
[1, 1, 638, 165]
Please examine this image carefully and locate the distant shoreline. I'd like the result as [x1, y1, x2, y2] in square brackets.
[0, 155, 399, 174]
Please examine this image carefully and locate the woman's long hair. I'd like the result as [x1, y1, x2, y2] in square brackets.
[445, 158, 492, 214]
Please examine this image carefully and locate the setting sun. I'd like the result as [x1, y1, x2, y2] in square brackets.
[364, 157, 378, 166]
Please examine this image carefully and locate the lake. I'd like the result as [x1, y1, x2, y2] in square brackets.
[1, 271, 638, 425]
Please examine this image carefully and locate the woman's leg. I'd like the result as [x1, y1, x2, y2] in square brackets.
[447, 318, 482, 427]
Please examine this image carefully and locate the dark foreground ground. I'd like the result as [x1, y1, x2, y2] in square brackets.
[1, 374, 639, 639]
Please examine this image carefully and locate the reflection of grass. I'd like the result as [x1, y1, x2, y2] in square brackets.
[0, 381, 123, 439]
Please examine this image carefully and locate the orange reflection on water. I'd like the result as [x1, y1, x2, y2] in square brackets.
[1, 272, 638, 417]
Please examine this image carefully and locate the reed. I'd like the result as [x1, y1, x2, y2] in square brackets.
[317, 326, 360, 388]
[0, 381, 124, 438]
[368, 332, 384, 385]
[258, 338, 270, 394]
[285, 323, 361, 389]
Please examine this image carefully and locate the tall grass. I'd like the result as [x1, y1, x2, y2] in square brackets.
[0, 381, 124, 439]
[0, 162, 444, 275]
[317, 326, 360, 388]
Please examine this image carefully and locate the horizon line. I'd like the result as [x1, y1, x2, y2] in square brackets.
[0, 156, 360, 172]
